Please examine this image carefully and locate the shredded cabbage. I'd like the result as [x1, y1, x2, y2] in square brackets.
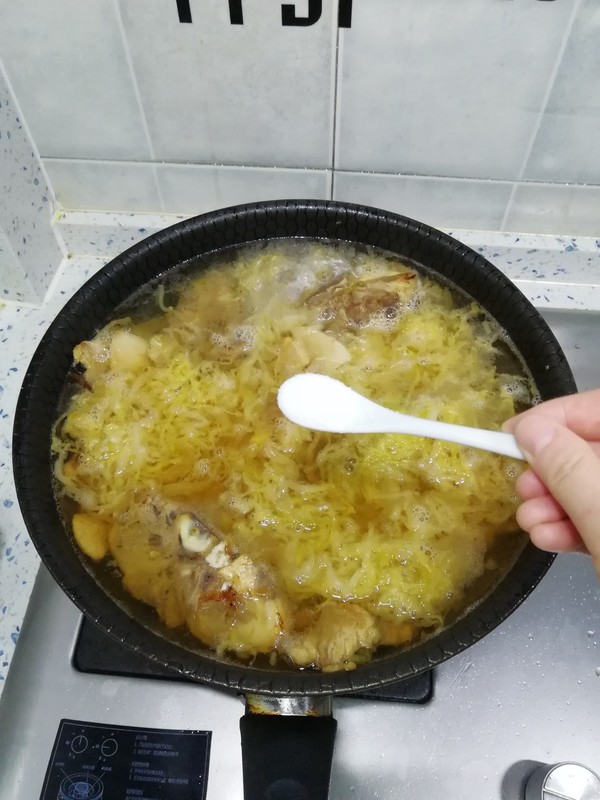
[52, 241, 532, 669]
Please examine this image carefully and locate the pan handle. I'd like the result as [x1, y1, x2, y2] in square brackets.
[240, 696, 337, 800]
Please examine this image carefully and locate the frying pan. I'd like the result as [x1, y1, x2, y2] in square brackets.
[13, 200, 576, 799]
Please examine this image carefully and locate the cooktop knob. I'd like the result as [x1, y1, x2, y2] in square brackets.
[525, 762, 600, 800]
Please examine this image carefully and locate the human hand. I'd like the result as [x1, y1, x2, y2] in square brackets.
[503, 389, 600, 571]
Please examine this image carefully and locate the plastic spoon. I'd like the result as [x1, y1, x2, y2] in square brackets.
[277, 373, 524, 460]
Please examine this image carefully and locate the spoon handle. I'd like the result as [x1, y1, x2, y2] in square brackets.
[329, 390, 525, 460]
[394, 414, 524, 460]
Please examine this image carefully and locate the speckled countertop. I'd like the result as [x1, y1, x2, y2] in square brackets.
[0, 254, 105, 690]
[1, 222, 599, 697]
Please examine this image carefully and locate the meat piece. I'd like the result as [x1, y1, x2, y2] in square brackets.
[186, 596, 286, 657]
[282, 602, 379, 669]
[376, 619, 417, 646]
[107, 497, 285, 659]
[173, 512, 285, 656]
[307, 271, 419, 332]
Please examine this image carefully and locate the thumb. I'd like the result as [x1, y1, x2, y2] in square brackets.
[514, 414, 600, 561]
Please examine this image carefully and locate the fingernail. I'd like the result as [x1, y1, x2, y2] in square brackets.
[514, 416, 557, 460]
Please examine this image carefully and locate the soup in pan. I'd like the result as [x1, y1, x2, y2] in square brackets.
[52, 240, 536, 671]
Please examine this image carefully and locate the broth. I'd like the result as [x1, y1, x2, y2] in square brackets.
[52, 239, 535, 671]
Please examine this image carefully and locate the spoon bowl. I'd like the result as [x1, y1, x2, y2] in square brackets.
[277, 373, 524, 460]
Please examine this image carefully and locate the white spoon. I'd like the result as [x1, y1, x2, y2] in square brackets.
[277, 373, 524, 460]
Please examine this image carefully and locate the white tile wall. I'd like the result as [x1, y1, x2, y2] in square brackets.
[333, 172, 512, 232]
[523, 0, 600, 185]
[0, 0, 151, 160]
[1, 0, 600, 240]
[44, 160, 162, 213]
[157, 163, 331, 213]
[117, 0, 337, 168]
[44, 159, 331, 215]
[334, 0, 577, 180]
[504, 182, 600, 238]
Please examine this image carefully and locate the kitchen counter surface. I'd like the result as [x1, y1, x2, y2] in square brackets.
[1, 223, 599, 697]
[0, 254, 105, 691]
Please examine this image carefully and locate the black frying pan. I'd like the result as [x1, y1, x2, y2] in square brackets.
[13, 200, 576, 799]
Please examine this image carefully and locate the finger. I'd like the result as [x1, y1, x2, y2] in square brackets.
[513, 415, 600, 559]
[515, 469, 548, 500]
[528, 519, 588, 555]
[516, 495, 566, 531]
[503, 388, 600, 440]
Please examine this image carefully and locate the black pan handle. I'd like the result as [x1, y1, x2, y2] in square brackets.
[240, 710, 337, 800]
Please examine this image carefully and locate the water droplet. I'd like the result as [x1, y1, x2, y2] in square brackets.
[527, 632, 534, 640]
[587, 630, 595, 638]
[594, 667, 600, 677]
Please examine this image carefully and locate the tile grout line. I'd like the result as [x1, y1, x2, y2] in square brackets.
[500, 0, 583, 231]
[40, 157, 599, 192]
[112, 0, 166, 211]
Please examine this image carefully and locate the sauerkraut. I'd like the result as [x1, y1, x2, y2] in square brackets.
[52, 240, 533, 671]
